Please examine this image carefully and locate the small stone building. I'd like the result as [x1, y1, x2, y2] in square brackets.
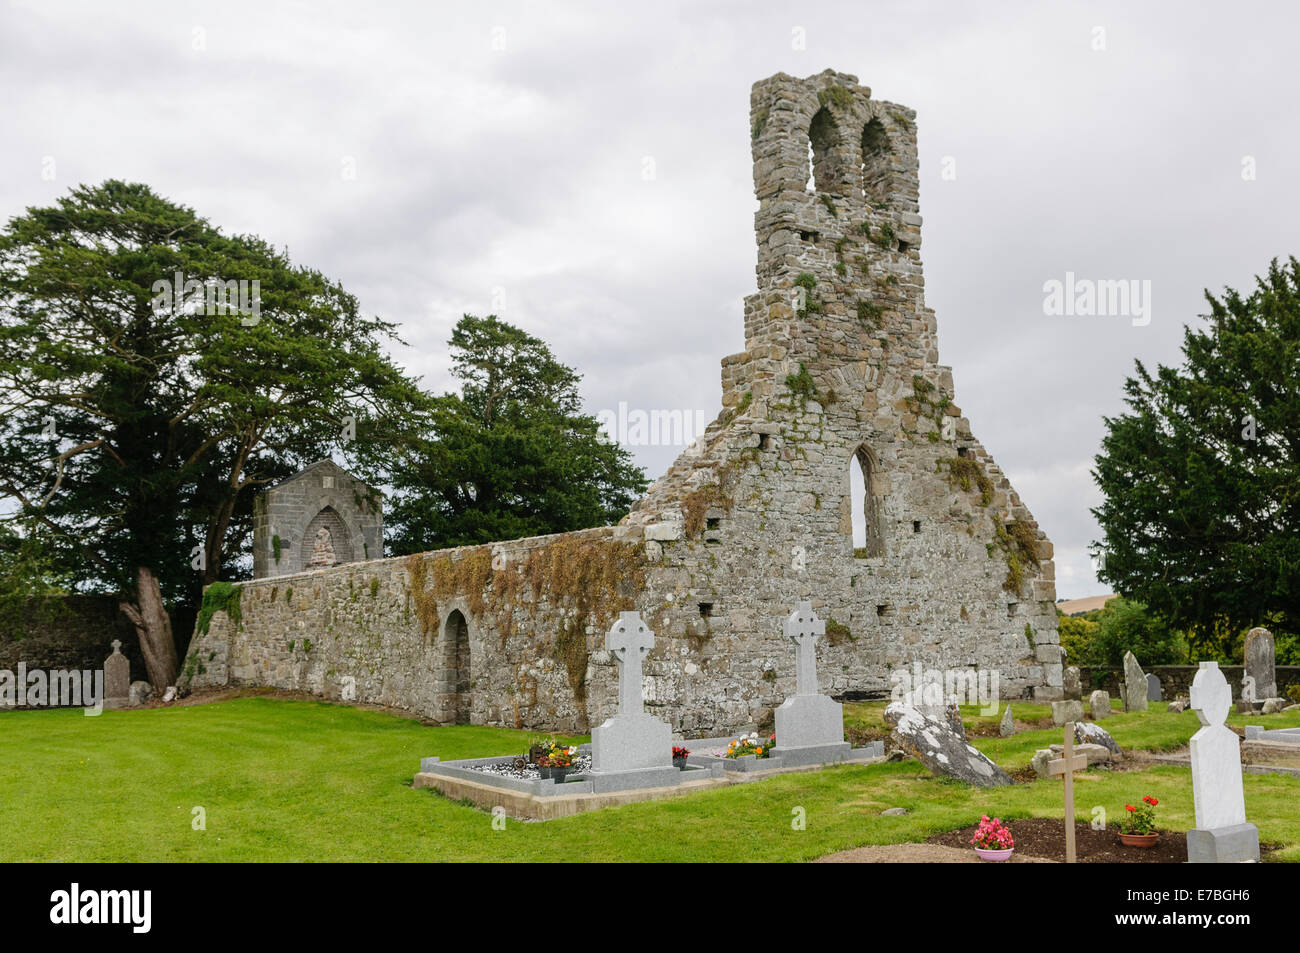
[252, 460, 383, 578]
[185, 71, 1061, 734]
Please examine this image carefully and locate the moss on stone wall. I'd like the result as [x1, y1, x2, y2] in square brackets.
[993, 517, 1042, 594]
[196, 581, 242, 636]
[940, 456, 994, 506]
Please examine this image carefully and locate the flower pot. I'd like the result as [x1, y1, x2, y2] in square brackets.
[974, 847, 1014, 862]
[673, 757, 688, 770]
[550, 767, 571, 784]
[538, 766, 552, 780]
[1119, 832, 1158, 848]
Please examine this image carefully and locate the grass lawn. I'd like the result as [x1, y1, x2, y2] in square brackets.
[2, 694, 1297, 862]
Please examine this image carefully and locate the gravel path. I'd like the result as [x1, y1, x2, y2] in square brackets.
[815, 843, 1055, 863]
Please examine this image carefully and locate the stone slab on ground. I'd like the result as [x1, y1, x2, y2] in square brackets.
[1031, 743, 1111, 777]
[1075, 720, 1122, 755]
[884, 701, 1012, 787]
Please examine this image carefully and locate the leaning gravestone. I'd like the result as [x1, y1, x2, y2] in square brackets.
[104, 640, 130, 710]
[773, 602, 851, 765]
[1188, 662, 1259, 863]
[1089, 689, 1111, 720]
[588, 612, 677, 793]
[1244, 628, 1277, 702]
[1123, 651, 1148, 712]
[884, 702, 1012, 788]
[1146, 673, 1163, 702]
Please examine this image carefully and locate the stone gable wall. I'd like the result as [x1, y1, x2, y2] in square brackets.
[182, 70, 1060, 736]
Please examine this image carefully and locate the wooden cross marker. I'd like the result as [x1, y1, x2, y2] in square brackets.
[1046, 723, 1088, 864]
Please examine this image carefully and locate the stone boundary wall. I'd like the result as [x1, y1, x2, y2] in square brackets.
[183, 525, 648, 733]
[1082, 666, 1300, 699]
[0, 595, 147, 680]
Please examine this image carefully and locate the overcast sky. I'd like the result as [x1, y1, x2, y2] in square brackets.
[3, 0, 1297, 599]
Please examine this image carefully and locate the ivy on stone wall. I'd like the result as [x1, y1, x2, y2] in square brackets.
[196, 581, 242, 636]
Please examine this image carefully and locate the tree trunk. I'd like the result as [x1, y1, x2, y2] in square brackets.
[119, 566, 180, 689]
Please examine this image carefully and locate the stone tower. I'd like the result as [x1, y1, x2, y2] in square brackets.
[625, 69, 1063, 707]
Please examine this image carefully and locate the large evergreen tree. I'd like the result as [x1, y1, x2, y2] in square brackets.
[1092, 257, 1300, 656]
[382, 315, 647, 552]
[0, 181, 429, 686]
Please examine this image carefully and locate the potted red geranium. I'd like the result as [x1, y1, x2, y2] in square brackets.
[1118, 796, 1159, 847]
[971, 815, 1015, 861]
[672, 746, 690, 769]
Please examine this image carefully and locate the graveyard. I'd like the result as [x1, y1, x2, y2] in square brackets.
[2, 683, 1299, 862]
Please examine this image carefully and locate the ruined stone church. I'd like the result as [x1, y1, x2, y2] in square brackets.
[182, 70, 1062, 735]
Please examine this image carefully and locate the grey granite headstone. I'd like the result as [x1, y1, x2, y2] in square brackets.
[773, 602, 849, 756]
[1146, 673, 1163, 702]
[1089, 689, 1111, 720]
[1188, 662, 1259, 863]
[1244, 628, 1277, 701]
[104, 640, 129, 710]
[1123, 651, 1147, 712]
[589, 612, 673, 781]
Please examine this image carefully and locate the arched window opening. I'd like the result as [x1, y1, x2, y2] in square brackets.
[861, 118, 891, 207]
[851, 446, 884, 558]
[807, 107, 842, 195]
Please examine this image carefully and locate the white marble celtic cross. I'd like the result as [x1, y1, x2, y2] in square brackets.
[606, 611, 654, 715]
[784, 601, 825, 696]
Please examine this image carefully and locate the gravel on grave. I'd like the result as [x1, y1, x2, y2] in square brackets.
[467, 755, 593, 780]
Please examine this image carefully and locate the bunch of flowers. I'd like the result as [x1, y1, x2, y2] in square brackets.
[536, 741, 577, 768]
[672, 746, 691, 760]
[970, 815, 1014, 851]
[1119, 795, 1159, 835]
[725, 732, 775, 759]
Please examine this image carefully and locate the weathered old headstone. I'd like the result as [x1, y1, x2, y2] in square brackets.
[1123, 651, 1147, 712]
[589, 612, 676, 791]
[1062, 666, 1082, 700]
[1052, 699, 1084, 726]
[104, 640, 129, 710]
[1188, 661, 1259, 863]
[773, 602, 851, 763]
[884, 702, 1012, 787]
[1146, 673, 1162, 702]
[1089, 689, 1111, 720]
[999, 704, 1015, 737]
[1244, 628, 1277, 702]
